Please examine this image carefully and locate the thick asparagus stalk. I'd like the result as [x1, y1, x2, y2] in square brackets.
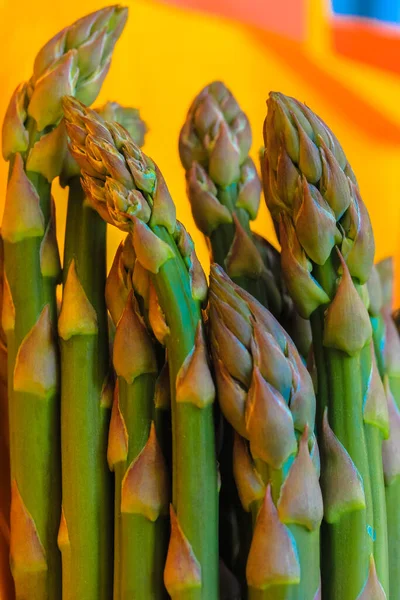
[63, 97, 219, 600]
[180, 81, 283, 314]
[106, 237, 169, 599]
[262, 92, 388, 598]
[0, 235, 15, 600]
[208, 265, 322, 599]
[58, 100, 145, 599]
[1, 7, 127, 596]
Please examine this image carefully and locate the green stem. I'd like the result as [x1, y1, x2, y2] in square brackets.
[153, 227, 219, 600]
[59, 337, 112, 600]
[116, 376, 167, 599]
[386, 477, 400, 599]
[389, 376, 400, 409]
[322, 349, 372, 600]
[311, 260, 337, 434]
[385, 350, 400, 597]
[249, 588, 293, 600]
[4, 171, 61, 598]
[360, 344, 389, 595]
[60, 178, 112, 599]
[64, 177, 108, 324]
[310, 308, 329, 432]
[371, 315, 386, 378]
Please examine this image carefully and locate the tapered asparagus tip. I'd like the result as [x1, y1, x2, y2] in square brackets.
[179, 81, 251, 186]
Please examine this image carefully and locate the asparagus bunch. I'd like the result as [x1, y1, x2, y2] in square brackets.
[208, 264, 322, 599]
[106, 235, 169, 599]
[58, 98, 145, 600]
[180, 81, 282, 315]
[63, 96, 219, 599]
[262, 92, 388, 598]
[1, 6, 127, 597]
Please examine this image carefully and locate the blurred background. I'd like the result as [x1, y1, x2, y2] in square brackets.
[1, 0, 400, 301]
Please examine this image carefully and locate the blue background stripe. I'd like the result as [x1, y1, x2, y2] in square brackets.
[332, 0, 400, 24]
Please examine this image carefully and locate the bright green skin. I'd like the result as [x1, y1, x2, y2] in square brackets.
[386, 478, 400, 599]
[379, 321, 400, 600]
[371, 310, 400, 597]
[114, 376, 168, 600]
[360, 344, 389, 597]
[251, 459, 320, 600]
[153, 226, 219, 600]
[324, 350, 373, 600]
[309, 262, 373, 600]
[4, 166, 61, 599]
[60, 177, 112, 599]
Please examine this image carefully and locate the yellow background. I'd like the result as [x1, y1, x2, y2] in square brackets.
[1, 0, 400, 301]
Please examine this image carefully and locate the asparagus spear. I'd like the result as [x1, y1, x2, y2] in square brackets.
[377, 258, 400, 403]
[1, 7, 127, 597]
[208, 264, 323, 599]
[0, 235, 15, 600]
[63, 96, 219, 600]
[58, 99, 145, 599]
[375, 258, 400, 598]
[262, 92, 388, 598]
[106, 236, 169, 599]
[180, 81, 282, 314]
[180, 84, 296, 589]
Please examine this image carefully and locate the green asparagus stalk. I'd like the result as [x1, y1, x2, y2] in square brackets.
[63, 96, 219, 600]
[58, 99, 145, 599]
[1, 7, 127, 597]
[180, 84, 299, 588]
[377, 258, 400, 403]
[375, 257, 400, 598]
[106, 236, 169, 599]
[0, 235, 15, 600]
[208, 264, 322, 599]
[180, 81, 282, 315]
[367, 266, 386, 376]
[262, 92, 388, 598]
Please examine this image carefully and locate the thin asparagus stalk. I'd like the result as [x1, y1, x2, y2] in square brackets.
[180, 81, 281, 315]
[63, 97, 219, 600]
[1, 8, 127, 596]
[262, 92, 386, 598]
[0, 235, 15, 600]
[375, 258, 400, 598]
[367, 266, 386, 376]
[106, 237, 169, 599]
[208, 265, 323, 599]
[58, 100, 145, 599]
[377, 258, 400, 403]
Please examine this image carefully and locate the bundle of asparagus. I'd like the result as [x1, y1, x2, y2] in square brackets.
[1, 6, 400, 600]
